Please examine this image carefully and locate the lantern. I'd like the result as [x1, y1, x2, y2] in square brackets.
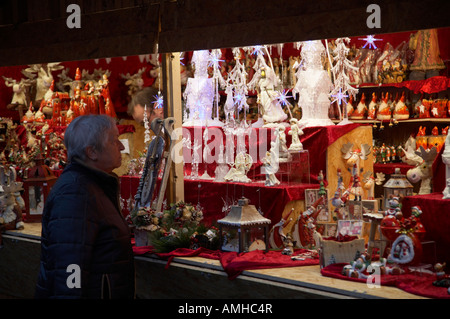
[383, 167, 414, 209]
[23, 155, 57, 222]
[218, 197, 271, 253]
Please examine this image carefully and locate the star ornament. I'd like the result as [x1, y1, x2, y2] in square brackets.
[359, 34, 382, 49]
[208, 56, 224, 69]
[153, 94, 164, 109]
[277, 90, 292, 106]
[331, 88, 348, 106]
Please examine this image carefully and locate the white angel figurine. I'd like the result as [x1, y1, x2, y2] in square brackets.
[288, 118, 304, 151]
[262, 148, 280, 187]
[223, 152, 253, 183]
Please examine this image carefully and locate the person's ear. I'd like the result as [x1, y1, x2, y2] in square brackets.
[154, 107, 164, 118]
[85, 146, 98, 161]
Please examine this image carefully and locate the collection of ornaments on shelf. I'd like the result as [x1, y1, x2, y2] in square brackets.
[0, 163, 26, 245]
[339, 91, 450, 126]
[1, 63, 128, 172]
[181, 39, 351, 184]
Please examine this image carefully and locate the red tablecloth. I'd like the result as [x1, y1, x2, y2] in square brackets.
[133, 246, 319, 280]
[321, 263, 450, 299]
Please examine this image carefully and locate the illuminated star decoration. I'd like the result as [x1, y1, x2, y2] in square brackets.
[358, 34, 382, 49]
[208, 55, 224, 69]
[234, 93, 244, 108]
[153, 93, 164, 109]
[331, 88, 348, 106]
[277, 90, 292, 106]
[252, 45, 265, 56]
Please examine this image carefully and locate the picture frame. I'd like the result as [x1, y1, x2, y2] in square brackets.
[338, 219, 363, 236]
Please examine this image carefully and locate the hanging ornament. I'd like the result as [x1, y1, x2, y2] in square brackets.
[359, 34, 383, 49]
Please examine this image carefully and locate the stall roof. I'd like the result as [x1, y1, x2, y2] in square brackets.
[0, 0, 449, 66]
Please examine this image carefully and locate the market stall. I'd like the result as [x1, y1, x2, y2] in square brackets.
[1, 0, 450, 300]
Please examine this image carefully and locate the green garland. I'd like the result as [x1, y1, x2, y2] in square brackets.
[144, 201, 220, 253]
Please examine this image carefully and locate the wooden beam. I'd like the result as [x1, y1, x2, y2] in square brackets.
[0, 4, 160, 66]
[162, 52, 184, 204]
[158, 0, 450, 53]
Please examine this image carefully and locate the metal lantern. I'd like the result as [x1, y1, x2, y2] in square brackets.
[218, 197, 271, 253]
[383, 167, 414, 209]
[23, 155, 57, 222]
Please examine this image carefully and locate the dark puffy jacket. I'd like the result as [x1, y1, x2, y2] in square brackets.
[35, 159, 135, 299]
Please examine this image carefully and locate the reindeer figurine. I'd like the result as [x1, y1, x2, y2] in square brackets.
[406, 146, 438, 195]
[363, 171, 386, 200]
[121, 67, 147, 97]
[341, 142, 371, 201]
[2, 76, 34, 107]
[23, 63, 64, 102]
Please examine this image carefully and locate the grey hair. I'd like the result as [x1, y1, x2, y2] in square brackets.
[127, 86, 159, 116]
[64, 115, 116, 162]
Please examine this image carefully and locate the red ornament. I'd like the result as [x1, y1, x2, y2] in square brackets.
[380, 215, 401, 241]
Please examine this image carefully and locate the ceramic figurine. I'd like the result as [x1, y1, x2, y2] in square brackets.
[406, 146, 438, 195]
[120, 67, 146, 97]
[23, 63, 64, 102]
[350, 93, 367, 120]
[377, 92, 391, 121]
[363, 171, 385, 200]
[345, 95, 354, 119]
[341, 142, 371, 199]
[419, 98, 431, 118]
[21, 102, 35, 123]
[223, 151, 253, 183]
[262, 149, 280, 187]
[393, 92, 410, 120]
[288, 118, 304, 151]
[2, 76, 33, 107]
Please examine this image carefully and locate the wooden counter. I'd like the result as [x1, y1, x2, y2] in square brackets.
[0, 223, 425, 299]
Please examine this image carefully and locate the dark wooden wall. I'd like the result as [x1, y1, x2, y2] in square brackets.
[1, 0, 449, 66]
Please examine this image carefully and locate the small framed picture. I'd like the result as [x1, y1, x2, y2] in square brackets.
[338, 220, 363, 236]
[305, 188, 329, 222]
[325, 223, 337, 237]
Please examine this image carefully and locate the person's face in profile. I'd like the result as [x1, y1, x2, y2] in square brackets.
[132, 103, 164, 125]
[95, 126, 125, 173]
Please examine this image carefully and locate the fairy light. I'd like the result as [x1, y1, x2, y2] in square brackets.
[277, 90, 292, 106]
[153, 93, 164, 109]
[358, 34, 382, 49]
[331, 88, 348, 106]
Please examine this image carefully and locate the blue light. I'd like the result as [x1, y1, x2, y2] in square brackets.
[358, 35, 382, 49]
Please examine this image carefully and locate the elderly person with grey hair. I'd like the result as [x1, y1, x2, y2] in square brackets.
[36, 115, 135, 299]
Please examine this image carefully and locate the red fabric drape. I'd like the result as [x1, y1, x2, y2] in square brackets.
[133, 246, 319, 280]
[321, 263, 450, 299]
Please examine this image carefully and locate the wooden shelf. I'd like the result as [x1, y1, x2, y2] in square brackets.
[332, 118, 450, 124]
